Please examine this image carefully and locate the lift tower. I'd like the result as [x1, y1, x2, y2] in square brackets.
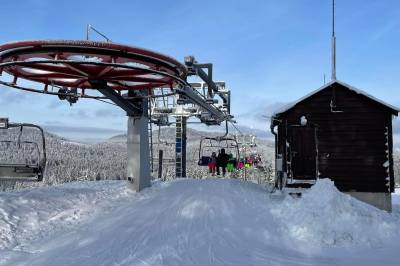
[0, 40, 232, 191]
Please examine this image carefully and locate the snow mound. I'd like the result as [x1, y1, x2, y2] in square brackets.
[1, 179, 400, 266]
[271, 178, 399, 248]
[0, 181, 133, 251]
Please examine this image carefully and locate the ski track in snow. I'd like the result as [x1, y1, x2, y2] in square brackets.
[0, 179, 400, 266]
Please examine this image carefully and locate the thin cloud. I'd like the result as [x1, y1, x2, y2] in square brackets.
[94, 108, 125, 118]
[44, 120, 63, 126]
[43, 124, 125, 134]
[47, 100, 62, 109]
[67, 110, 90, 119]
[0, 86, 28, 105]
[237, 101, 289, 122]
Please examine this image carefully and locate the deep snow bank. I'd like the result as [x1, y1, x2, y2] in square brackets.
[0, 181, 133, 251]
[393, 188, 400, 205]
[271, 179, 399, 248]
[1, 179, 400, 266]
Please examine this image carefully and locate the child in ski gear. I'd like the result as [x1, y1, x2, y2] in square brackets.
[245, 157, 251, 169]
[237, 159, 244, 170]
[208, 152, 217, 175]
[227, 153, 237, 173]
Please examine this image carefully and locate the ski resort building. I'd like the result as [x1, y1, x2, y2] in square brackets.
[271, 80, 398, 211]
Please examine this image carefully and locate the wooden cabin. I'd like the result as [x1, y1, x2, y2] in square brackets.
[271, 80, 398, 211]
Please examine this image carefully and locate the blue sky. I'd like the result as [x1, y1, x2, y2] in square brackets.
[0, 0, 399, 141]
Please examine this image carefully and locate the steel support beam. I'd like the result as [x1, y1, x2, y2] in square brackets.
[92, 80, 151, 192]
[126, 112, 151, 191]
[126, 90, 151, 191]
[90, 80, 141, 116]
[175, 86, 226, 123]
[195, 64, 228, 104]
[195, 63, 213, 98]
[184, 57, 229, 113]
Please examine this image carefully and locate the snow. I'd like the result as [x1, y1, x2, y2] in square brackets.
[300, 115, 307, 126]
[394, 188, 400, 205]
[1, 178, 400, 266]
[0, 181, 132, 251]
[272, 179, 398, 247]
[67, 55, 103, 62]
[59, 140, 89, 147]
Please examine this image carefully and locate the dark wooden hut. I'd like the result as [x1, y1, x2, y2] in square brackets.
[271, 80, 398, 211]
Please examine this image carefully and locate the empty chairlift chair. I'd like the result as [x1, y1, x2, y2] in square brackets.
[0, 118, 46, 182]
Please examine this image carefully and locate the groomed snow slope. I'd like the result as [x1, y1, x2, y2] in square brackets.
[1, 179, 400, 266]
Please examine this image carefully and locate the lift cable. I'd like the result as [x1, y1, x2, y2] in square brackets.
[94, 98, 118, 106]
[228, 120, 243, 136]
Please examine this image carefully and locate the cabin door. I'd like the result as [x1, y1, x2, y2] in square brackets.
[290, 126, 317, 180]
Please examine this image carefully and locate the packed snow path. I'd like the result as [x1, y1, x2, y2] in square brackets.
[1, 179, 400, 266]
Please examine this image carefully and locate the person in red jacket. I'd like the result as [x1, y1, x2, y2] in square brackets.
[208, 152, 217, 176]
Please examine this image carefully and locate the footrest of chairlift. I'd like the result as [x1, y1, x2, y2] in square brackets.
[0, 164, 42, 181]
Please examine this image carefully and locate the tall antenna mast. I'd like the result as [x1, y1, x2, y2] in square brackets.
[331, 0, 337, 80]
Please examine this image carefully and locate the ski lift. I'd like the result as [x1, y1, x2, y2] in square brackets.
[198, 136, 240, 166]
[198, 121, 240, 166]
[0, 118, 46, 182]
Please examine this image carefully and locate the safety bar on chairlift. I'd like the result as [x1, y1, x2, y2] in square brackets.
[0, 140, 41, 164]
[6, 123, 47, 171]
[198, 123, 240, 161]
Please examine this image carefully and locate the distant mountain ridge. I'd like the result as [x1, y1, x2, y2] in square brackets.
[108, 126, 272, 143]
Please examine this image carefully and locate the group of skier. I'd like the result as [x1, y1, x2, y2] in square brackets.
[207, 148, 230, 176]
[207, 149, 262, 177]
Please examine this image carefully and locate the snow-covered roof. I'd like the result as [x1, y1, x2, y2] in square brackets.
[272, 79, 399, 116]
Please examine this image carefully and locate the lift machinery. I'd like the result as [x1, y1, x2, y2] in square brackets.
[0, 40, 233, 191]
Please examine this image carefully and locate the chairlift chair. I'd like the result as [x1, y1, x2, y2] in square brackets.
[0, 118, 46, 182]
[198, 136, 240, 166]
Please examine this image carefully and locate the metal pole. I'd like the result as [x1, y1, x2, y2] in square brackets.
[93, 80, 151, 192]
[86, 24, 90, 41]
[86, 24, 112, 42]
[148, 98, 154, 173]
[182, 116, 187, 177]
[331, 0, 337, 81]
[158, 150, 163, 180]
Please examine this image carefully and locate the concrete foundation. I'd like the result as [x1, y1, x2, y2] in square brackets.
[346, 192, 392, 212]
